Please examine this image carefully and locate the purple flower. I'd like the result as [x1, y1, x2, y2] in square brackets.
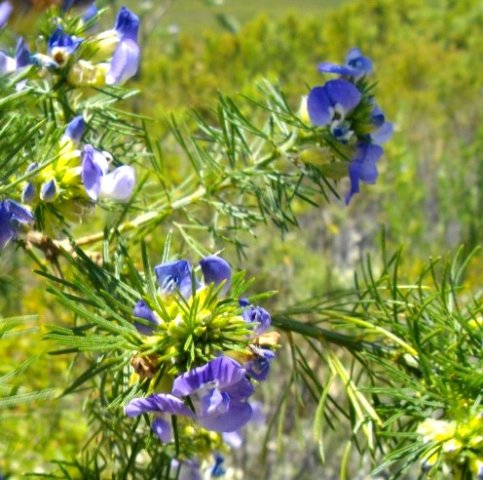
[0, 1, 12, 28]
[245, 348, 275, 382]
[47, 27, 82, 67]
[81, 145, 135, 202]
[307, 79, 362, 127]
[133, 300, 159, 335]
[0, 37, 31, 75]
[154, 259, 193, 298]
[40, 179, 57, 202]
[0, 199, 34, 249]
[242, 305, 271, 336]
[370, 104, 394, 145]
[199, 256, 231, 294]
[318, 47, 373, 78]
[346, 142, 383, 204]
[63, 116, 85, 143]
[172, 356, 254, 432]
[125, 393, 194, 442]
[106, 7, 140, 85]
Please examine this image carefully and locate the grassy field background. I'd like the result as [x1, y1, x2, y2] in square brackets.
[0, 0, 481, 477]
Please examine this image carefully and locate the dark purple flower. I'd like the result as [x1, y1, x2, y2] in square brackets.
[346, 142, 383, 204]
[307, 79, 362, 127]
[0, 1, 12, 28]
[125, 393, 194, 442]
[133, 300, 159, 335]
[154, 259, 193, 298]
[173, 356, 254, 432]
[0, 199, 34, 249]
[64, 116, 84, 143]
[106, 7, 139, 85]
[199, 256, 231, 294]
[318, 48, 373, 78]
[242, 305, 271, 336]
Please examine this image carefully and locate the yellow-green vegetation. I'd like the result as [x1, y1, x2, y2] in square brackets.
[0, 0, 481, 476]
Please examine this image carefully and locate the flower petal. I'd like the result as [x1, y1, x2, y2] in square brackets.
[114, 6, 140, 41]
[242, 305, 271, 335]
[133, 300, 159, 335]
[106, 38, 139, 85]
[371, 122, 394, 145]
[15, 37, 30, 69]
[199, 256, 231, 293]
[40, 179, 57, 202]
[307, 86, 332, 126]
[198, 400, 252, 432]
[346, 47, 373, 76]
[154, 259, 193, 298]
[172, 357, 246, 397]
[64, 116, 85, 143]
[317, 61, 355, 76]
[0, 1, 12, 28]
[99, 165, 135, 202]
[125, 393, 193, 417]
[151, 416, 172, 443]
[325, 79, 362, 115]
[82, 145, 104, 200]
[6, 200, 34, 224]
[48, 27, 82, 55]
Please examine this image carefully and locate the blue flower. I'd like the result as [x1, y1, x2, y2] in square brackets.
[0, 199, 34, 249]
[0, 1, 12, 28]
[199, 255, 231, 295]
[40, 179, 58, 202]
[63, 115, 85, 143]
[125, 357, 254, 440]
[242, 305, 271, 336]
[245, 347, 275, 382]
[133, 300, 160, 335]
[370, 104, 394, 145]
[47, 27, 82, 67]
[172, 356, 254, 432]
[106, 7, 140, 85]
[154, 259, 194, 298]
[318, 47, 373, 78]
[154, 256, 231, 300]
[81, 145, 135, 202]
[307, 79, 362, 127]
[346, 142, 383, 204]
[0, 37, 31, 75]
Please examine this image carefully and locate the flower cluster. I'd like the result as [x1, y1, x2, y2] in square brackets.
[125, 255, 277, 467]
[15, 115, 135, 232]
[0, 4, 139, 89]
[303, 48, 393, 204]
[417, 414, 483, 477]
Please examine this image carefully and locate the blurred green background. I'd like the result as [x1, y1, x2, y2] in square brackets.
[0, 0, 481, 477]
